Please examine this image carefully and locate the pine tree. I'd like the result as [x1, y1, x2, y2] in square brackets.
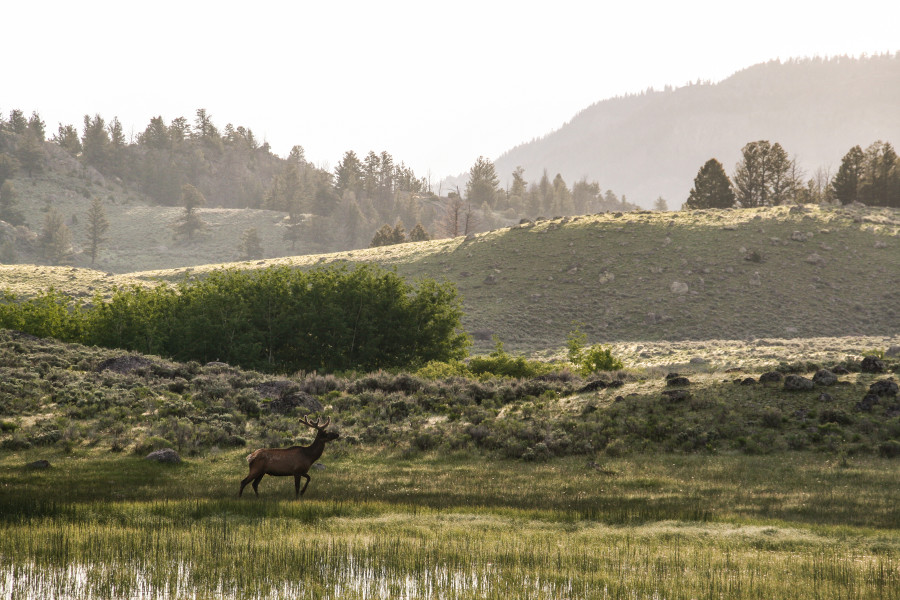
[370, 224, 395, 247]
[239, 227, 264, 260]
[408, 223, 430, 242]
[832, 146, 865, 204]
[733, 141, 797, 207]
[85, 196, 109, 265]
[16, 132, 44, 177]
[684, 158, 736, 209]
[53, 124, 83, 156]
[39, 208, 73, 265]
[173, 184, 206, 241]
[465, 156, 499, 208]
[81, 114, 110, 170]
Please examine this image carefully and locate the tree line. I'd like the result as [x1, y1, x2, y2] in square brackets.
[0, 264, 469, 373]
[0, 108, 635, 262]
[685, 140, 900, 209]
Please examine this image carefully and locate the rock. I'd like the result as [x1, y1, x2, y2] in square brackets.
[578, 380, 608, 393]
[670, 281, 689, 294]
[666, 376, 691, 387]
[145, 449, 181, 463]
[817, 392, 833, 403]
[740, 377, 757, 386]
[790, 231, 808, 241]
[483, 273, 497, 285]
[749, 272, 761, 286]
[812, 369, 838, 386]
[25, 459, 50, 469]
[855, 394, 880, 412]
[869, 379, 899, 397]
[759, 371, 784, 384]
[689, 357, 709, 365]
[661, 389, 691, 402]
[805, 253, 825, 265]
[861, 356, 886, 373]
[784, 375, 814, 391]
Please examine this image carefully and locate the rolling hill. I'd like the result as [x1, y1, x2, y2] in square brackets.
[490, 55, 900, 208]
[3, 203, 899, 354]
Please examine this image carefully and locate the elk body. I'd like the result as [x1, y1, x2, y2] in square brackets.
[239, 415, 339, 499]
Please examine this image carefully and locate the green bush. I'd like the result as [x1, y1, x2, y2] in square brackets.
[467, 339, 555, 378]
[566, 326, 623, 376]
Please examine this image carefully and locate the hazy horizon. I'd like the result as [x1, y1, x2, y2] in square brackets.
[4, 1, 899, 183]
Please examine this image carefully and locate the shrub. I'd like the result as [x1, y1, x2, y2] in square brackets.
[416, 359, 471, 379]
[467, 340, 555, 379]
[878, 440, 900, 458]
[566, 326, 623, 376]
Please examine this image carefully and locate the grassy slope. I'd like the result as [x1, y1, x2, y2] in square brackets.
[4, 203, 899, 354]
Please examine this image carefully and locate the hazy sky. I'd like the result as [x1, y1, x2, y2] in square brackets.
[4, 1, 898, 182]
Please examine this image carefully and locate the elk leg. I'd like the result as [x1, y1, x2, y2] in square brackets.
[251, 474, 264, 496]
[239, 474, 254, 497]
[299, 473, 311, 497]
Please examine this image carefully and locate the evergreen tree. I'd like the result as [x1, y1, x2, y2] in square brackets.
[173, 184, 206, 241]
[0, 153, 18, 186]
[572, 178, 600, 214]
[238, 227, 264, 260]
[53, 124, 83, 156]
[508, 166, 527, 211]
[39, 208, 73, 265]
[16, 132, 44, 177]
[733, 141, 797, 207]
[7, 110, 27, 135]
[551, 173, 573, 214]
[859, 141, 900, 207]
[85, 196, 109, 265]
[831, 145, 865, 204]
[684, 158, 736, 209]
[0, 239, 16, 264]
[334, 150, 364, 198]
[81, 114, 110, 170]
[465, 156, 500, 208]
[370, 224, 395, 247]
[282, 222, 302, 251]
[27, 112, 46, 140]
[653, 196, 668, 211]
[0, 181, 25, 225]
[408, 223, 430, 242]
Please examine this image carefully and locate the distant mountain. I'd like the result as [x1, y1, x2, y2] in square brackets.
[490, 54, 900, 208]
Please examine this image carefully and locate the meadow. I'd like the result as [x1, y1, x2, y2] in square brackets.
[1, 450, 898, 599]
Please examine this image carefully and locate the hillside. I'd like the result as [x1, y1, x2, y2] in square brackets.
[2, 203, 899, 354]
[491, 55, 900, 208]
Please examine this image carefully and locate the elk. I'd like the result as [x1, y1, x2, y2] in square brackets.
[239, 415, 339, 499]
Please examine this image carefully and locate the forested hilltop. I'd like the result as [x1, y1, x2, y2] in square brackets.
[0, 110, 634, 272]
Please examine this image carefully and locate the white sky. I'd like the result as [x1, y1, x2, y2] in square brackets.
[3, 1, 898, 182]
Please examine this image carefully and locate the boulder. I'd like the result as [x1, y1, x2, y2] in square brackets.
[855, 394, 880, 412]
[869, 379, 899, 397]
[861, 356, 886, 373]
[759, 371, 784, 385]
[812, 369, 838, 386]
[669, 281, 689, 294]
[817, 392, 833, 403]
[25, 459, 50, 469]
[784, 375, 814, 391]
[578, 380, 608, 393]
[666, 376, 691, 387]
[145, 449, 181, 463]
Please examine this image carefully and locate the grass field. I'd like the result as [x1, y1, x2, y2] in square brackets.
[1, 451, 898, 599]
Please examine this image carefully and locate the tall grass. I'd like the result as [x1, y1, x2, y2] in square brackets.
[0, 452, 898, 598]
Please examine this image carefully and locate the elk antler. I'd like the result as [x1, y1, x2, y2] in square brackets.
[299, 415, 330, 431]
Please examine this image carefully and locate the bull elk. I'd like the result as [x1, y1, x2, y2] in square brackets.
[239, 415, 339, 499]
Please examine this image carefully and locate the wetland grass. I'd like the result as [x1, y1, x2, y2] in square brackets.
[1, 451, 898, 598]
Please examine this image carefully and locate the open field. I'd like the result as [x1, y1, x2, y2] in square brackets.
[0, 451, 898, 599]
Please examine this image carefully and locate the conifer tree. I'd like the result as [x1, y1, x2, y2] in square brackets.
[684, 158, 736, 209]
[85, 196, 109, 265]
[239, 227, 264, 260]
[39, 208, 73, 265]
[408, 223, 430, 242]
[173, 184, 206, 241]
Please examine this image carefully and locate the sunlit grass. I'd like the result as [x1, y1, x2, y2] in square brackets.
[1, 451, 898, 598]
